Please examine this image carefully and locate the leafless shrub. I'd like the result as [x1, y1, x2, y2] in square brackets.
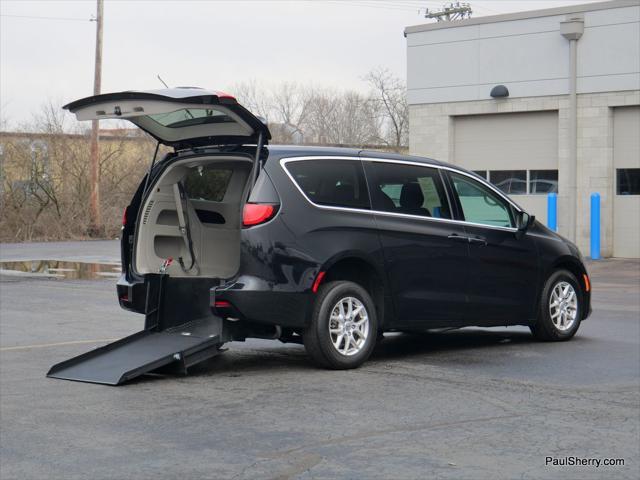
[2, 73, 409, 242]
[1, 101, 156, 242]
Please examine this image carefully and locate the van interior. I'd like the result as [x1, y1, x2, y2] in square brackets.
[134, 156, 253, 279]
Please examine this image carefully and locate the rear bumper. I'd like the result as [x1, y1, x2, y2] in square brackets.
[117, 274, 147, 314]
[211, 278, 312, 328]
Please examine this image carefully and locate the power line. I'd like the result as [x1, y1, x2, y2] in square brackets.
[325, 1, 419, 12]
[0, 14, 93, 22]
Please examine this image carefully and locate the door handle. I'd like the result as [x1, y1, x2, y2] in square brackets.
[468, 236, 487, 246]
[447, 233, 469, 242]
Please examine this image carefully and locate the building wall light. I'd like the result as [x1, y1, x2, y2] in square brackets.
[490, 85, 509, 98]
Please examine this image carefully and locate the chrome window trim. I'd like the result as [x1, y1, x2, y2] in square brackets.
[279, 155, 520, 233]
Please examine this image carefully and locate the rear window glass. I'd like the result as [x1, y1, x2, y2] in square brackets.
[183, 166, 233, 202]
[149, 108, 234, 129]
[285, 159, 370, 209]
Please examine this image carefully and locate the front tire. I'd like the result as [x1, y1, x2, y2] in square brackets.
[530, 269, 582, 341]
[303, 281, 378, 369]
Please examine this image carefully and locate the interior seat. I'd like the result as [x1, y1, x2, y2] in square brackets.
[399, 182, 430, 217]
[333, 184, 356, 206]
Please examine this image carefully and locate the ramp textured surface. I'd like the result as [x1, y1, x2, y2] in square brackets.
[47, 319, 221, 385]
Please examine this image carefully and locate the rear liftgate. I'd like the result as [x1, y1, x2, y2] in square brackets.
[47, 274, 227, 385]
[47, 87, 271, 385]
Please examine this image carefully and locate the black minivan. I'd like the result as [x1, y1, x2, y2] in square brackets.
[61, 88, 591, 374]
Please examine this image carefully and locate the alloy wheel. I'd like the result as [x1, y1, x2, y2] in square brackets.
[549, 281, 578, 331]
[328, 296, 370, 356]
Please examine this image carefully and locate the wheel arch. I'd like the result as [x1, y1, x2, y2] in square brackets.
[319, 253, 389, 328]
[544, 256, 590, 320]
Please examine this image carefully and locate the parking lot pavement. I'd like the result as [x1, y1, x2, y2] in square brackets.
[1, 242, 639, 480]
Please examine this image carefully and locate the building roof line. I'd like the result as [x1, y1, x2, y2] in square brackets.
[404, 0, 640, 36]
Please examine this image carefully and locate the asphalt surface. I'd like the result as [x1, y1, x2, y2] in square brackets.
[1, 241, 639, 479]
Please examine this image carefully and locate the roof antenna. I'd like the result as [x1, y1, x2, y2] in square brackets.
[157, 74, 169, 88]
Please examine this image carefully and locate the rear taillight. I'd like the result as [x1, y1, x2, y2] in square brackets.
[242, 203, 277, 227]
[122, 206, 128, 226]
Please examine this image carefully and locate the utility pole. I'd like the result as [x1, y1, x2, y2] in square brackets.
[89, 0, 104, 236]
[424, 2, 472, 22]
[560, 15, 584, 243]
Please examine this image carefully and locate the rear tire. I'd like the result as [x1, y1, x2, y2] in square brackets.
[530, 269, 582, 341]
[303, 281, 378, 369]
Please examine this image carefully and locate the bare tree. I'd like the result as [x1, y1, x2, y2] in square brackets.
[269, 82, 313, 141]
[1, 75, 409, 242]
[1, 101, 155, 241]
[365, 67, 408, 150]
[305, 89, 380, 145]
[228, 80, 271, 119]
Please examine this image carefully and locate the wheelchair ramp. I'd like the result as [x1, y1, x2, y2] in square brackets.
[47, 318, 223, 385]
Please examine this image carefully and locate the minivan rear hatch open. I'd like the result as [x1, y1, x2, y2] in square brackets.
[64, 87, 270, 149]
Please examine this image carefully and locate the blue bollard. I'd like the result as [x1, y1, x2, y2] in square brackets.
[590, 192, 600, 260]
[547, 192, 558, 232]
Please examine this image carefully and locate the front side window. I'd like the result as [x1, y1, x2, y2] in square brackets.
[489, 170, 527, 195]
[285, 159, 370, 209]
[367, 162, 451, 219]
[617, 168, 640, 195]
[450, 172, 514, 228]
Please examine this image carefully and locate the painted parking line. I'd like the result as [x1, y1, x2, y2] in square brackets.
[0, 338, 119, 352]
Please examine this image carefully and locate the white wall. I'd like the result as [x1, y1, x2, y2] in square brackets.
[406, 3, 640, 105]
[613, 106, 640, 258]
[409, 91, 640, 257]
[452, 111, 558, 225]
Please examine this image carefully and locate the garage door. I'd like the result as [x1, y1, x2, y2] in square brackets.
[613, 106, 640, 258]
[453, 111, 558, 225]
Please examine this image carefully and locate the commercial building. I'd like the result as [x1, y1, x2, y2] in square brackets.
[405, 0, 640, 257]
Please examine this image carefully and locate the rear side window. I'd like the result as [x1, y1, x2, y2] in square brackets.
[366, 162, 452, 219]
[285, 159, 370, 209]
[183, 166, 233, 202]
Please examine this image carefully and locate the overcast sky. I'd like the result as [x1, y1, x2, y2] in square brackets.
[1, 0, 602, 127]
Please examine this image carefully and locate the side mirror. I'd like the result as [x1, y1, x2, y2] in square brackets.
[515, 211, 535, 239]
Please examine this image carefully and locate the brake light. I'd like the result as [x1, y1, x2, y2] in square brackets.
[214, 300, 231, 308]
[215, 90, 236, 100]
[122, 206, 128, 226]
[243, 203, 276, 227]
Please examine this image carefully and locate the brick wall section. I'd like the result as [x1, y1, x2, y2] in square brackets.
[409, 90, 640, 257]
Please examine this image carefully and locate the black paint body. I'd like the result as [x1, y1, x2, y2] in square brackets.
[118, 146, 591, 333]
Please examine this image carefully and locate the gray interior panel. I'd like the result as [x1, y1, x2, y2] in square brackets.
[157, 209, 179, 226]
[134, 156, 253, 278]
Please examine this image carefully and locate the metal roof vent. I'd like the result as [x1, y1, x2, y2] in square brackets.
[490, 85, 509, 98]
